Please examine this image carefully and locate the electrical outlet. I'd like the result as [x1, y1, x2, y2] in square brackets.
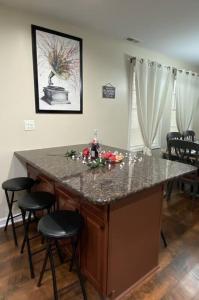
[24, 120, 35, 131]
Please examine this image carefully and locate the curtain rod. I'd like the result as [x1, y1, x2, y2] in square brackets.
[130, 56, 199, 77]
[173, 68, 199, 77]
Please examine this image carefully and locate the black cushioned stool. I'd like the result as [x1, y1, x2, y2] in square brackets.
[18, 191, 55, 278]
[2, 177, 35, 247]
[37, 210, 87, 300]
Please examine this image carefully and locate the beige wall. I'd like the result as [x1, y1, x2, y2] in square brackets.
[0, 5, 198, 220]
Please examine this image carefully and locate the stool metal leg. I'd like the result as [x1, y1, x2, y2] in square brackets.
[69, 237, 78, 272]
[20, 210, 27, 254]
[161, 230, 167, 248]
[48, 241, 59, 300]
[5, 190, 18, 247]
[55, 240, 64, 264]
[4, 191, 14, 231]
[24, 211, 35, 278]
[53, 201, 56, 212]
[37, 241, 50, 287]
[166, 180, 174, 201]
[71, 237, 87, 300]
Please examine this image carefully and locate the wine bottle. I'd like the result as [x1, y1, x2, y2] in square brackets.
[91, 137, 99, 159]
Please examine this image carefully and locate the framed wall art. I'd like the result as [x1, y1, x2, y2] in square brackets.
[31, 25, 83, 113]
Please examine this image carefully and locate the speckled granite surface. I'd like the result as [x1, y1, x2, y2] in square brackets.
[15, 144, 197, 205]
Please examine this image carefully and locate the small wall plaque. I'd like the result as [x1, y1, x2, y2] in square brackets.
[102, 83, 116, 99]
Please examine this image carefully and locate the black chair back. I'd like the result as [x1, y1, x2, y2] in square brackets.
[166, 132, 182, 150]
[182, 130, 195, 142]
[168, 139, 199, 166]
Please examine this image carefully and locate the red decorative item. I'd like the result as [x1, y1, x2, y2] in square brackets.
[101, 151, 124, 163]
[101, 152, 113, 160]
[109, 154, 116, 162]
[83, 147, 90, 157]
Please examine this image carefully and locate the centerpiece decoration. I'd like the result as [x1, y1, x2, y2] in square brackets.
[64, 136, 124, 169]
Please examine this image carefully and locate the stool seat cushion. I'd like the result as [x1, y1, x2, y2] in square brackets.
[18, 192, 55, 211]
[38, 210, 83, 239]
[2, 177, 35, 191]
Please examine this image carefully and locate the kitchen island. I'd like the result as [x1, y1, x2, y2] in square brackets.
[15, 144, 196, 299]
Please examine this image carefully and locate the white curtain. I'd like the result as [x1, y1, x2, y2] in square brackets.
[159, 89, 173, 149]
[176, 70, 199, 133]
[134, 59, 173, 155]
[192, 101, 199, 137]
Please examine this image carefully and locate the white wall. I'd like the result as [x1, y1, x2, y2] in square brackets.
[0, 5, 198, 220]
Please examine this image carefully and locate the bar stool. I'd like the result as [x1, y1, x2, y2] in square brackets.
[18, 191, 55, 278]
[2, 177, 35, 247]
[37, 210, 87, 300]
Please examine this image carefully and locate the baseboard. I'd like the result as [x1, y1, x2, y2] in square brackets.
[115, 265, 159, 300]
[0, 214, 23, 228]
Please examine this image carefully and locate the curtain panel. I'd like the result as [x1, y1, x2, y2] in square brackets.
[176, 70, 199, 133]
[131, 59, 173, 155]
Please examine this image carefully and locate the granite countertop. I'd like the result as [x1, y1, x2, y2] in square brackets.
[15, 144, 197, 205]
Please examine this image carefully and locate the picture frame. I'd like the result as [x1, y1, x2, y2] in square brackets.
[31, 25, 83, 114]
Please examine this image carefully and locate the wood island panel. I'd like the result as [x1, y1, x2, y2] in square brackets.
[55, 185, 81, 211]
[107, 185, 163, 299]
[81, 205, 108, 294]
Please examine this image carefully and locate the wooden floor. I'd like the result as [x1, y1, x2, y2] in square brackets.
[1, 191, 199, 300]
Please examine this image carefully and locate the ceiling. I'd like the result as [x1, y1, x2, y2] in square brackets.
[1, 0, 199, 66]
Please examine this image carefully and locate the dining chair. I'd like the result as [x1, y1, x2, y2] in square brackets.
[166, 132, 182, 155]
[182, 130, 195, 142]
[165, 132, 183, 197]
[166, 132, 182, 151]
[167, 139, 199, 200]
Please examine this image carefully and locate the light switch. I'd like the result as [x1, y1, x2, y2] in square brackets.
[24, 120, 35, 131]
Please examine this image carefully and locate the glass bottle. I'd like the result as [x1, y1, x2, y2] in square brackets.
[91, 130, 100, 159]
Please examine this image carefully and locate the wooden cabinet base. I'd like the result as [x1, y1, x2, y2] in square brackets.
[107, 185, 163, 298]
[27, 164, 163, 299]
